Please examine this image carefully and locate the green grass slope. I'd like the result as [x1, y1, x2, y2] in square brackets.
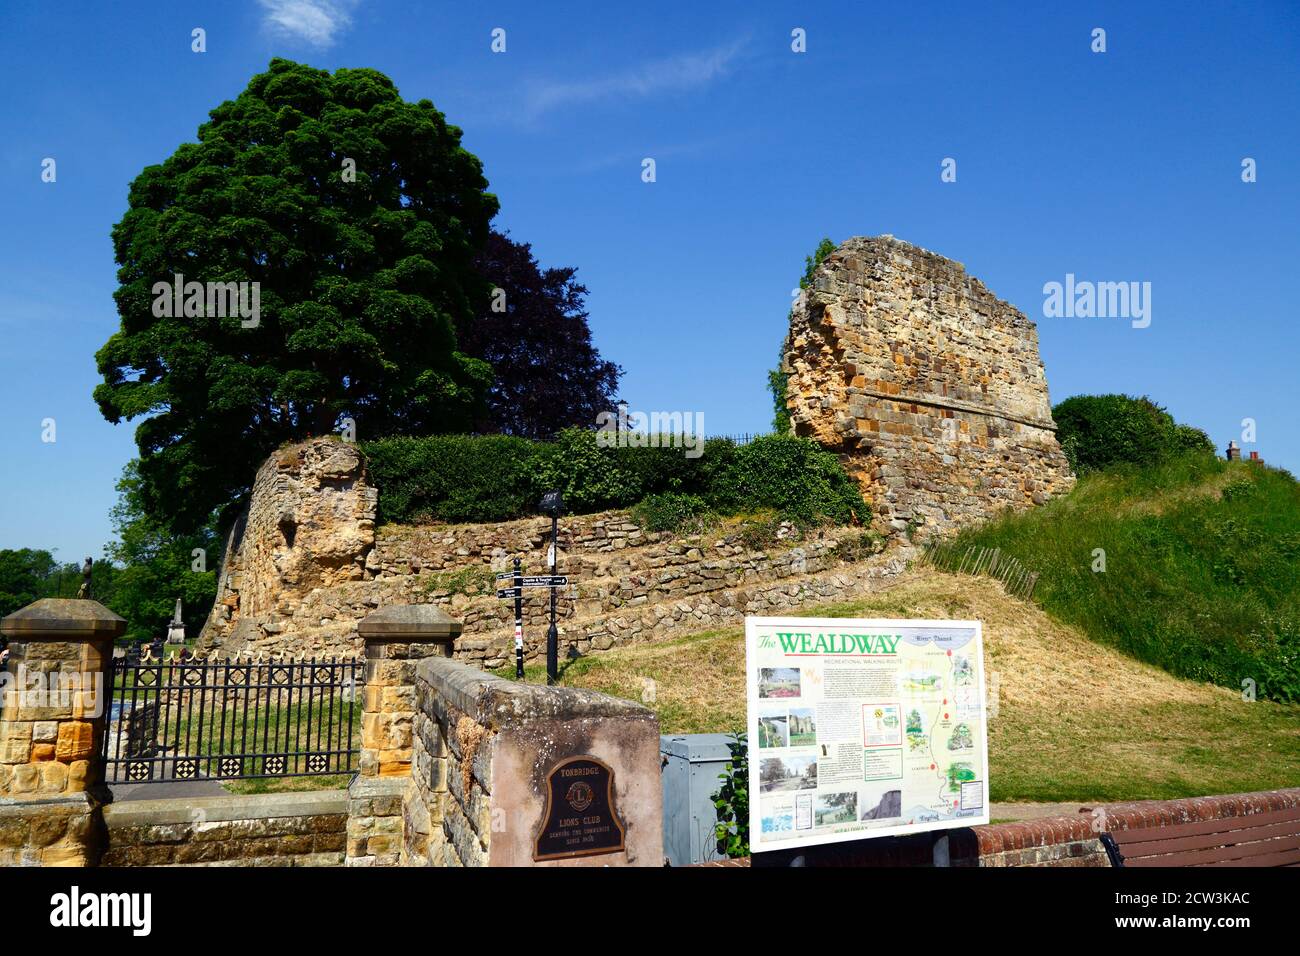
[938, 454, 1300, 701]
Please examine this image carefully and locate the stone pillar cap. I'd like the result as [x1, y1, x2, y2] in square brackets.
[357, 604, 463, 640]
[0, 598, 127, 639]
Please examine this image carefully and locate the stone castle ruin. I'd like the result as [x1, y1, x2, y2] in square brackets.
[783, 235, 1075, 536]
[198, 234, 1074, 658]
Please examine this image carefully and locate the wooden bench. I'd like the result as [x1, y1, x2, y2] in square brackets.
[1101, 806, 1300, 866]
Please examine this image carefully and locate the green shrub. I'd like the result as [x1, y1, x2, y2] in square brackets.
[707, 435, 868, 526]
[734, 510, 785, 551]
[362, 435, 545, 524]
[1053, 394, 1216, 473]
[631, 493, 710, 533]
[525, 428, 643, 514]
[363, 431, 868, 529]
[1173, 423, 1217, 458]
[833, 529, 885, 563]
[711, 731, 749, 859]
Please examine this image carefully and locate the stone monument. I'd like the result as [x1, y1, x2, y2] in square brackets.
[166, 598, 185, 645]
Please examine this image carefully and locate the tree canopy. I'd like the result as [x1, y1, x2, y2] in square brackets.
[94, 59, 499, 533]
[0, 549, 59, 618]
[464, 230, 621, 438]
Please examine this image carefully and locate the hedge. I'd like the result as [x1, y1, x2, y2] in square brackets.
[361, 430, 869, 527]
[1053, 394, 1216, 474]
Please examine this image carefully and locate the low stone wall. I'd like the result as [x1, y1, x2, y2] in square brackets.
[374, 511, 664, 573]
[201, 494, 903, 664]
[403, 657, 662, 867]
[0, 794, 102, 866]
[101, 790, 347, 867]
[709, 787, 1300, 867]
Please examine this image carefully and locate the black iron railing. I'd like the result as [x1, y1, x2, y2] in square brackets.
[101, 650, 362, 785]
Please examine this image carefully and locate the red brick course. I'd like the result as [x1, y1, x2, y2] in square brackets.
[693, 788, 1300, 867]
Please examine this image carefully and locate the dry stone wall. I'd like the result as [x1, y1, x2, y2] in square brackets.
[784, 235, 1074, 535]
[199, 443, 910, 662]
[221, 523, 909, 663]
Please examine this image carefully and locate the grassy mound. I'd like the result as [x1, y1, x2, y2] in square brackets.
[936, 454, 1300, 702]
[500, 572, 1300, 803]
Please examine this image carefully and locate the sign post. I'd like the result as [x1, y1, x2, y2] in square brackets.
[495, 556, 571, 684]
[512, 558, 524, 678]
[538, 490, 566, 685]
[745, 616, 990, 864]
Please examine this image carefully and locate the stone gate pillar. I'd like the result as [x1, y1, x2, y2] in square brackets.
[346, 604, 462, 866]
[0, 599, 125, 866]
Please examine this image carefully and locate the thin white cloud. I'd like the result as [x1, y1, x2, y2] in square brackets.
[521, 37, 749, 118]
[258, 0, 359, 49]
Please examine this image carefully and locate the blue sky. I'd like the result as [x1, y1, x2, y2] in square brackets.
[1, 1, 1297, 561]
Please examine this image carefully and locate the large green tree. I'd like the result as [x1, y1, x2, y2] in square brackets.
[95, 59, 499, 533]
[0, 549, 59, 618]
[465, 230, 622, 438]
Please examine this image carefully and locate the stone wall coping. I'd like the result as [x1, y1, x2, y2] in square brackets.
[348, 774, 406, 800]
[0, 791, 98, 813]
[102, 788, 348, 827]
[1, 598, 127, 639]
[358, 604, 463, 640]
[416, 656, 653, 729]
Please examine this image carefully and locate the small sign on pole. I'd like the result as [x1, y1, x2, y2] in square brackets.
[495, 552, 575, 683]
[521, 575, 568, 588]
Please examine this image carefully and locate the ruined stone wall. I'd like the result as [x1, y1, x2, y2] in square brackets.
[199, 457, 907, 662]
[200, 438, 378, 653]
[784, 235, 1074, 536]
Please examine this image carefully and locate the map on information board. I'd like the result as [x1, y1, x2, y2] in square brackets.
[746, 616, 990, 852]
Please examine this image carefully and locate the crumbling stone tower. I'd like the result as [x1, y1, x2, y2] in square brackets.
[783, 235, 1075, 536]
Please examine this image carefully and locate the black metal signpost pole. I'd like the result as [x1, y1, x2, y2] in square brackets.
[547, 514, 559, 685]
[513, 557, 524, 679]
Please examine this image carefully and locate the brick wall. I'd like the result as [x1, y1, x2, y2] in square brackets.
[704, 788, 1300, 867]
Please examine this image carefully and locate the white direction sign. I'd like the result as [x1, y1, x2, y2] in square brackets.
[746, 616, 990, 853]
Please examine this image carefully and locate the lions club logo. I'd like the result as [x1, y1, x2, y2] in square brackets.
[566, 781, 594, 812]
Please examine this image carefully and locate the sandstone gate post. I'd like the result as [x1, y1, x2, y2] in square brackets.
[347, 604, 461, 866]
[0, 598, 125, 865]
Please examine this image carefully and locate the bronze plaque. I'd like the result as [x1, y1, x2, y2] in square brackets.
[533, 755, 626, 861]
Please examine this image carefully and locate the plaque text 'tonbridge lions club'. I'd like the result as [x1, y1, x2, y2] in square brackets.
[533, 756, 626, 861]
